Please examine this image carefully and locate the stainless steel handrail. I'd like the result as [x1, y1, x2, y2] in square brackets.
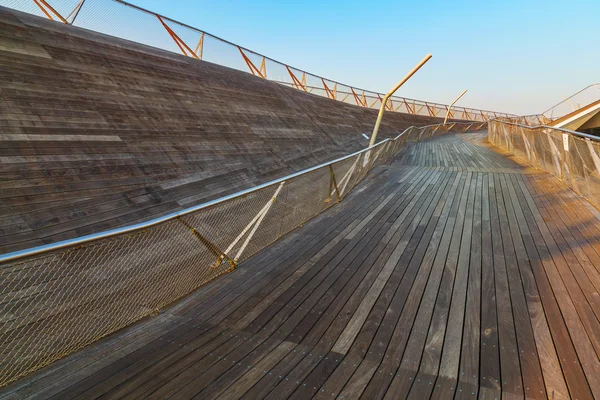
[271, 81, 506, 116]
[112, 0, 512, 118]
[0, 136, 383, 263]
[540, 83, 600, 116]
[2, 0, 513, 120]
[491, 118, 600, 142]
[0, 121, 481, 264]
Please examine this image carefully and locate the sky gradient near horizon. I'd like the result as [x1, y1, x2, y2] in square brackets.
[112, 0, 598, 115]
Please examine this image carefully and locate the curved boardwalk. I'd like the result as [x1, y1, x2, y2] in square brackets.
[3, 132, 600, 399]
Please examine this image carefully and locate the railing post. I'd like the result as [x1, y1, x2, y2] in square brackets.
[238, 48, 265, 78]
[177, 217, 236, 270]
[286, 66, 306, 91]
[157, 15, 199, 59]
[33, 0, 68, 23]
[233, 182, 284, 262]
[66, 0, 85, 24]
[194, 33, 205, 59]
[328, 165, 341, 202]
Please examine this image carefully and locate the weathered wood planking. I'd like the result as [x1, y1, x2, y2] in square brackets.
[0, 5, 450, 253]
[2, 136, 600, 399]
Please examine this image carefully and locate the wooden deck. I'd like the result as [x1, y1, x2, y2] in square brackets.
[0, 6, 444, 253]
[3, 132, 600, 400]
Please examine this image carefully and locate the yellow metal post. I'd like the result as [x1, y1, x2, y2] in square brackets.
[444, 89, 468, 124]
[369, 54, 432, 148]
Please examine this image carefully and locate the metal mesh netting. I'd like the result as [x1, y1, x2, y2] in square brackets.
[0, 0, 512, 121]
[489, 120, 600, 209]
[540, 83, 600, 123]
[505, 84, 600, 126]
[0, 122, 484, 387]
[504, 114, 554, 126]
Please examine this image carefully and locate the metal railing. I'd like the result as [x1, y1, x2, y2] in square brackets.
[541, 83, 600, 121]
[0, 0, 513, 122]
[0, 121, 486, 388]
[506, 114, 556, 126]
[508, 84, 600, 126]
[489, 119, 600, 209]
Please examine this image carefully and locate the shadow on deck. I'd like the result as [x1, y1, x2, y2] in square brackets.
[2, 132, 600, 400]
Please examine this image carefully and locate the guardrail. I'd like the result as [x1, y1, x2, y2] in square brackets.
[509, 83, 600, 126]
[541, 83, 600, 122]
[0, 0, 513, 122]
[489, 119, 600, 209]
[0, 121, 486, 388]
[505, 114, 555, 126]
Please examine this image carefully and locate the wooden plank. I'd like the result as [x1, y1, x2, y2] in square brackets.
[136, 166, 438, 395]
[181, 168, 415, 323]
[488, 173, 523, 398]
[430, 171, 476, 399]
[478, 173, 501, 397]
[244, 169, 434, 338]
[323, 170, 456, 399]
[528, 175, 600, 355]
[0, 7, 446, 254]
[531, 176, 600, 318]
[95, 169, 414, 399]
[261, 169, 448, 400]
[497, 173, 547, 398]
[455, 172, 482, 400]
[371, 171, 465, 400]
[44, 321, 215, 398]
[218, 341, 297, 400]
[354, 170, 462, 399]
[519, 174, 600, 397]
[513, 172, 594, 399]
[5, 129, 600, 400]
[541, 176, 600, 293]
[504, 174, 571, 399]
[330, 170, 446, 355]
[401, 171, 469, 399]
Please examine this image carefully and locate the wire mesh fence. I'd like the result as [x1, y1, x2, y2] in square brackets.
[0, 121, 485, 387]
[505, 84, 600, 126]
[0, 0, 512, 122]
[541, 83, 600, 122]
[489, 119, 600, 209]
[506, 114, 555, 126]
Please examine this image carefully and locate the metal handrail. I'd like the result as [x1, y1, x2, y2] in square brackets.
[0, 120, 486, 389]
[513, 84, 600, 125]
[3, 0, 514, 121]
[0, 122, 481, 264]
[0, 137, 385, 263]
[0, 125, 406, 262]
[540, 83, 600, 117]
[112, 0, 511, 118]
[490, 117, 600, 142]
[266, 84, 507, 118]
[489, 118, 600, 212]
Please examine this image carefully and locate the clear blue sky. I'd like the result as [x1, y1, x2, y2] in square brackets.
[132, 0, 597, 115]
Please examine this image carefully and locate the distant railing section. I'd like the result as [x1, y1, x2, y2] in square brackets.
[505, 114, 555, 126]
[507, 84, 600, 126]
[0, 121, 486, 388]
[0, 0, 512, 122]
[489, 119, 600, 209]
[541, 83, 600, 121]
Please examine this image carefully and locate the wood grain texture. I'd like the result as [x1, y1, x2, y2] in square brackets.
[3, 132, 600, 399]
[0, 5, 450, 253]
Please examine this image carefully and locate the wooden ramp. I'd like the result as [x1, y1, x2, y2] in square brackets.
[3, 132, 600, 400]
[0, 6, 444, 254]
